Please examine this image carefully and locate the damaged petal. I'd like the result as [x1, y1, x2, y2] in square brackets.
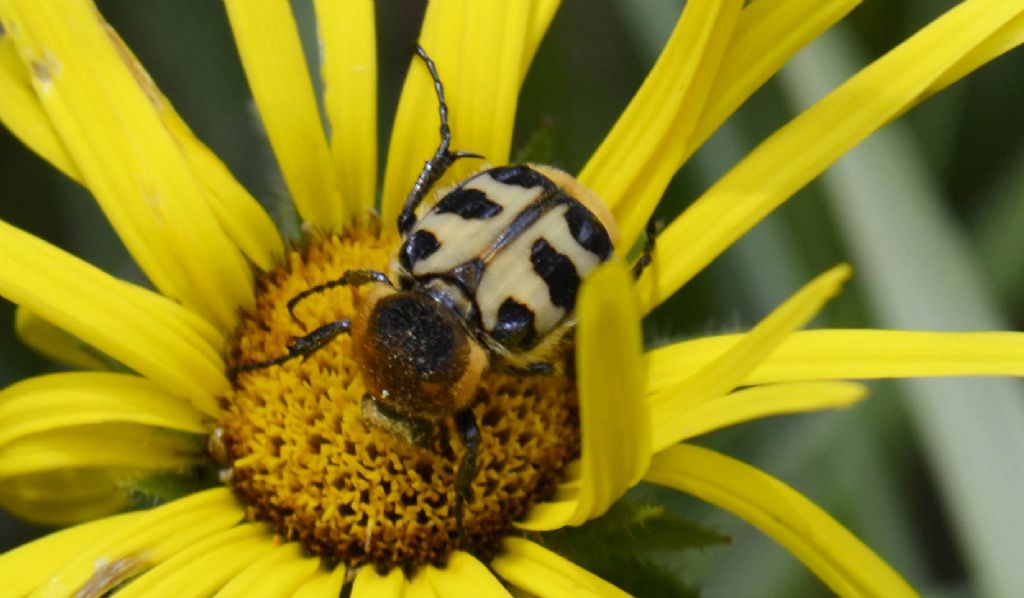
[74, 554, 150, 598]
[103, 23, 161, 109]
[28, 50, 59, 93]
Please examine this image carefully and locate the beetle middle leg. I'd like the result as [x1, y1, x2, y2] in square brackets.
[229, 319, 351, 381]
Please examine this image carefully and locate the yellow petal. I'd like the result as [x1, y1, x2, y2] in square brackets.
[634, 0, 1024, 313]
[491, 537, 629, 598]
[646, 329, 1024, 395]
[663, 381, 867, 442]
[691, 0, 861, 153]
[519, 261, 649, 530]
[380, 0, 559, 227]
[224, 552, 321, 598]
[214, 542, 321, 598]
[515, 498, 577, 532]
[0, 220, 226, 415]
[405, 571, 439, 598]
[0, 468, 129, 526]
[114, 524, 274, 598]
[0, 372, 207, 446]
[102, 26, 284, 271]
[0, 422, 203, 478]
[292, 565, 347, 598]
[650, 265, 850, 452]
[314, 0, 376, 220]
[579, 0, 742, 250]
[0, 510, 144, 597]
[422, 551, 510, 597]
[913, 11, 1024, 120]
[646, 444, 917, 597]
[351, 563, 404, 598]
[1, 25, 282, 272]
[0, 32, 79, 179]
[224, 0, 344, 232]
[23, 488, 243, 597]
[526, 1, 560, 67]
[121, 279, 227, 353]
[580, 0, 862, 239]
[155, 95, 285, 272]
[15, 307, 110, 370]
[1, 0, 255, 329]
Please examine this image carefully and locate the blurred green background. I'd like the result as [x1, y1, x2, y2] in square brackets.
[2, 1, 1023, 596]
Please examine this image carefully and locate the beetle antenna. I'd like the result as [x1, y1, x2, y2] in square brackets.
[397, 45, 484, 234]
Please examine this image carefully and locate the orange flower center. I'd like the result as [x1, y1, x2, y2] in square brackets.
[217, 228, 580, 569]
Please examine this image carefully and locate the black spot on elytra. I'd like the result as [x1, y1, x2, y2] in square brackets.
[399, 230, 440, 270]
[530, 238, 581, 310]
[435, 189, 503, 220]
[491, 298, 537, 350]
[488, 165, 556, 190]
[564, 203, 612, 259]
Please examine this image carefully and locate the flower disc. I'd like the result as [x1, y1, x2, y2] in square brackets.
[219, 229, 581, 569]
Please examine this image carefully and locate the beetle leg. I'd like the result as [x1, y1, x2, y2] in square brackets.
[229, 319, 351, 382]
[287, 269, 393, 325]
[397, 45, 484, 234]
[454, 408, 481, 548]
[500, 361, 555, 376]
[437, 422, 456, 459]
[631, 217, 660, 279]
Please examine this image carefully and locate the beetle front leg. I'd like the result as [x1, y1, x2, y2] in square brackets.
[397, 45, 484, 234]
[287, 269, 394, 325]
[229, 319, 351, 382]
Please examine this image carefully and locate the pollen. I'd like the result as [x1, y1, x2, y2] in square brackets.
[218, 228, 581, 570]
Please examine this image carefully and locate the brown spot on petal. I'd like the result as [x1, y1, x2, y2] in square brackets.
[74, 555, 150, 598]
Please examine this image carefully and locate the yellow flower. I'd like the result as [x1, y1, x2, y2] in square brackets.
[0, 0, 1023, 597]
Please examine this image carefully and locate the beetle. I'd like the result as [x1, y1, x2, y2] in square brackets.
[232, 45, 652, 540]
